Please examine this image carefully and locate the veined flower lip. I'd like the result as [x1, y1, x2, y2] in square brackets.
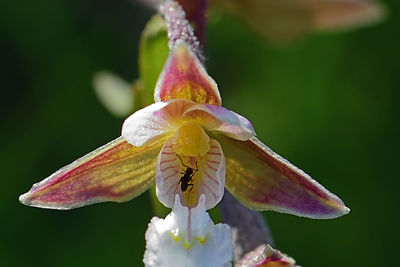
[156, 138, 226, 209]
[121, 97, 254, 209]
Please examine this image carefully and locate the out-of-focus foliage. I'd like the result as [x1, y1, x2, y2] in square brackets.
[92, 14, 168, 116]
[211, 0, 385, 42]
[1, 0, 399, 267]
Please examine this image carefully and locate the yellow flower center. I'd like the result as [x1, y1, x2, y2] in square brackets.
[172, 122, 210, 157]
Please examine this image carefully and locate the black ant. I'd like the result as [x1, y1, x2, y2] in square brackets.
[175, 155, 199, 195]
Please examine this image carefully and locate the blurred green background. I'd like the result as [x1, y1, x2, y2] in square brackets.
[1, 0, 398, 266]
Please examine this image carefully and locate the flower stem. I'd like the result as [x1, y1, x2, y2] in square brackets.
[220, 190, 274, 262]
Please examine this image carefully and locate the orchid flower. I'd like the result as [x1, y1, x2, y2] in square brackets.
[236, 244, 300, 267]
[19, 38, 348, 219]
[144, 194, 233, 267]
[211, 0, 385, 42]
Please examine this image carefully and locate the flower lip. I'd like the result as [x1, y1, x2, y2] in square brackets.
[172, 122, 211, 157]
[121, 97, 256, 210]
[156, 138, 226, 209]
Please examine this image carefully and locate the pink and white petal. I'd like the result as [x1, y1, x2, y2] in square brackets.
[182, 104, 255, 141]
[122, 99, 196, 147]
[195, 139, 226, 209]
[213, 134, 349, 219]
[155, 139, 183, 208]
[213, 0, 384, 42]
[236, 244, 299, 267]
[310, 0, 385, 31]
[154, 40, 222, 106]
[19, 136, 165, 209]
[156, 139, 225, 210]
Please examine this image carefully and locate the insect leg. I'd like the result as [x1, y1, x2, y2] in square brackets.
[186, 172, 197, 202]
[194, 161, 199, 172]
[174, 178, 183, 194]
[176, 154, 191, 169]
[187, 183, 195, 202]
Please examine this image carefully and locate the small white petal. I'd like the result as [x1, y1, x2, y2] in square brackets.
[182, 104, 256, 141]
[144, 195, 233, 267]
[122, 99, 196, 147]
[122, 102, 170, 147]
[93, 71, 133, 117]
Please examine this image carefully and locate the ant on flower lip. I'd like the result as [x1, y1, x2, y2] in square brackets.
[175, 154, 199, 195]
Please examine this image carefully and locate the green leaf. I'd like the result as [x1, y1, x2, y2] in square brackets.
[138, 15, 169, 108]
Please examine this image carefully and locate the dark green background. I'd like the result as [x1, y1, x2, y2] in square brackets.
[1, 0, 398, 266]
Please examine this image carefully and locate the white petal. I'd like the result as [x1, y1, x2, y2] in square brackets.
[122, 99, 196, 147]
[93, 71, 133, 117]
[196, 139, 226, 209]
[122, 102, 169, 147]
[182, 104, 256, 141]
[143, 195, 233, 267]
[156, 139, 226, 209]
